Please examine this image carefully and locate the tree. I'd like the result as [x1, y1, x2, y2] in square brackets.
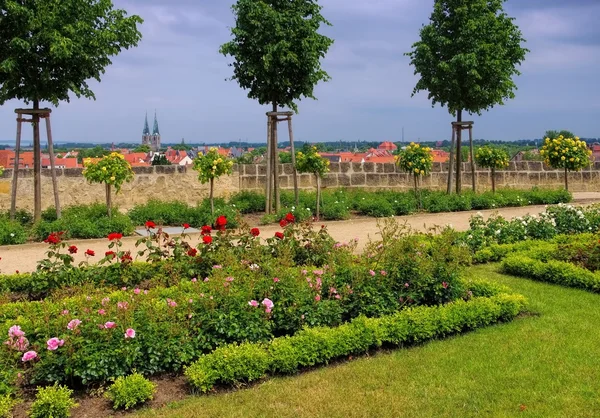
[151, 154, 171, 166]
[279, 152, 292, 164]
[133, 144, 151, 153]
[82, 152, 134, 217]
[474, 145, 509, 193]
[220, 0, 333, 212]
[192, 148, 234, 214]
[0, 0, 142, 221]
[545, 130, 575, 140]
[406, 0, 527, 194]
[395, 142, 433, 208]
[295, 145, 329, 220]
[540, 135, 591, 191]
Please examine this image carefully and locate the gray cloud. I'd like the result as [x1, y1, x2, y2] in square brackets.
[0, 0, 598, 145]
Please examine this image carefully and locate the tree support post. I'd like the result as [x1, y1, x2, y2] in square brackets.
[447, 125, 456, 194]
[450, 120, 475, 195]
[265, 115, 273, 214]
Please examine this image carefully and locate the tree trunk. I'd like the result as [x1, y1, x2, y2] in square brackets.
[469, 125, 476, 192]
[272, 103, 280, 213]
[210, 177, 215, 215]
[447, 123, 456, 194]
[491, 167, 496, 193]
[455, 109, 463, 194]
[105, 183, 112, 218]
[10, 116, 23, 220]
[45, 115, 61, 218]
[315, 174, 321, 220]
[288, 116, 299, 207]
[33, 99, 42, 222]
[414, 174, 422, 210]
[265, 115, 272, 214]
[564, 166, 569, 191]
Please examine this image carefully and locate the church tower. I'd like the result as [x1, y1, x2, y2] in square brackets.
[151, 111, 161, 152]
[142, 112, 151, 147]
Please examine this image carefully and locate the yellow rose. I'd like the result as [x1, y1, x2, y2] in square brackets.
[414, 168, 419, 173]
[110, 176, 116, 182]
[561, 156, 566, 161]
[102, 167, 107, 171]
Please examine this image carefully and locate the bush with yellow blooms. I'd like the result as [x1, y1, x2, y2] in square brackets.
[474, 145, 509, 193]
[540, 135, 591, 190]
[82, 152, 134, 217]
[296, 144, 330, 219]
[192, 147, 234, 214]
[395, 142, 433, 207]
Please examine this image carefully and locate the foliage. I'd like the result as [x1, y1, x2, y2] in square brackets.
[406, 0, 528, 116]
[0, 0, 142, 106]
[544, 130, 575, 141]
[133, 145, 151, 154]
[186, 292, 526, 392]
[540, 135, 591, 171]
[0, 218, 27, 245]
[475, 146, 510, 170]
[151, 154, 171, 166]
[296, 145, 330, 177]
[395, 142, 434, 177]
[82, 152, 134, 193]
[29, 384, 78, 418]
[192, 147, 233, 184]
[219, 0, 334, 112]
[229, 191, 267, 214]
[0, 394, 18, 418]
[105, 373, 156, 410]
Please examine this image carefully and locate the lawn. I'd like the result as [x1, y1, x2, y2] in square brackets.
[138, 264, 600, 418]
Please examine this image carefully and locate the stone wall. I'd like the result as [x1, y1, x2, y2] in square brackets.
[1, 161, 599, 211]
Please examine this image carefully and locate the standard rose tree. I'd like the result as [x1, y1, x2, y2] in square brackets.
[295, 145, 330, 220]
[82, 153, 134, 217]
[475, 146, 510, 193]
[540, 135, 591, 191]
[395, 143, 433, 208]
[192, 148, 234, 214]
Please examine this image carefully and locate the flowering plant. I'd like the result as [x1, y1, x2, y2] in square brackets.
[395, 142, 433, 206]
[475, 146, 510, 192]
[82, 152, 134, 217]
[192, 147, 234, 214]
[295, 145, 330, 219]
[540, 135, 591, 190]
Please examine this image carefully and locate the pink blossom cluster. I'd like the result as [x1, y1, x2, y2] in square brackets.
[248, 298, 274, 314]
[5, 325, 30, 352]
[46, 337, 65, 351]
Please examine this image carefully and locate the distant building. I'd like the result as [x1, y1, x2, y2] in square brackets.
[142, 111, 161, 152]
[377, 141, 398, 152]
[431, 150, 450, 163]
[591, 144, 600, 161]
[511, 149, 540, 162]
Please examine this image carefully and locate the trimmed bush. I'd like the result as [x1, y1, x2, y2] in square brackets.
[501, 256, 600, 293]
[0, 395, 18, 418]
[229, 191, 266, 214]
[29, 384, 78, 418]
[105, 373, 156, 410]
[0, 218, 27, 246]
[186, 293, 526, 392]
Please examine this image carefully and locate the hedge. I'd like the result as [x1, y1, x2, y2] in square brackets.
[185, 293, 527, 392]
[501, 256, 600, 293]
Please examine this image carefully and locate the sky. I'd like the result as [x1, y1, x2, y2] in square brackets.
[0, 0, 599, 145]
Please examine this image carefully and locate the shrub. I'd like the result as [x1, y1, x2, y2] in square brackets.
[0, 218, 27, 245]
[320, 201, 350, 221]
[128, 200, 195, 227]
[0, 395, 18, 418]
[185, 342, 271, 393]
[356, 196, 394, 217]
[29, 384, 78, 418]
[229, 191, 266, 214]
[105, 373, 156, 410]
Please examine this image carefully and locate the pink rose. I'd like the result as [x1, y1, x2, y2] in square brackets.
[46, 337, 65, 351]
[262, 298, 274, 310]
[273, 277, 280, 283]
[265, 308, 272, 314]
[97, 309, 106, 315]
[22, 351, 37, 362]
[8, 325, 25, 338]
[124, 328, 136, 339]
[191, 278, 197, 283]
[248, 300, 259, 307]
[315, 295, 321, 301]
[67, 319, 81, 330]
[134, 288, 141, 295]
[104, 322, 117, 329]
[369, 270, 376, 277]
[61, 310, 69, 315]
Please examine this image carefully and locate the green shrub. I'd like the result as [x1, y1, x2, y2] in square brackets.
[185, 342, 271, 393]
[29, 384, 78, 418]
[128, 200, 195, 226]
[1, 209, 33, 226]
[321, 201, 350, 220]
[105, 373, 156, 410]
[356, 196, 394, 217]
[0, 395, 18, 418]
[0, 218, 27, 245]
[229, 191, 266, 214]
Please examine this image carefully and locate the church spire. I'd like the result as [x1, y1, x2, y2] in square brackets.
[143, 112, 150, 135]
[152, 110, 160, 135]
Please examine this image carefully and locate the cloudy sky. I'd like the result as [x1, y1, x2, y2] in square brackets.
[1, 0, 599, 144]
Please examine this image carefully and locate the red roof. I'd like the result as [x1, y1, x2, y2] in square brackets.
[124, 153, 149, 164]
[431, 150, 449, 163]
[378, 141, 398, 151]
[41, 157, 79, 168]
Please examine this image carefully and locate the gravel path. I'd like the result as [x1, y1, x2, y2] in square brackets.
[2, 193, 599, 274]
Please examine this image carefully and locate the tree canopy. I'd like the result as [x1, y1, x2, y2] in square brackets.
[0, 0, 143, 106]
[219, 0, 333, 111]
[406, 0, 528, 116]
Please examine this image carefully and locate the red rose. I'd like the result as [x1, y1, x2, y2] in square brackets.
[85, 249, 95, 257]
[215, 216, 227, 231]
[121, 252, 133, 263]
[105, 251, 116, 259]
[203, 235, 213, 245]
[275, 232, 284, 240]
[44, 232, 62, 245]
[201, 225, 212, 235]
[250, 228, 260, 237]
[183, 223, 191, 229]
[68, 245, 78, 254]
[145, 221, 156, 229]
[285, 213, 295, 223]
[279, 219, 288, 228]
[108, 232, 123, 241]
[187, 248, 198, 257]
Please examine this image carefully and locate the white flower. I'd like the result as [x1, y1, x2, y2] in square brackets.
[10, 233, 15, 237]
[249, 264, 260, 271]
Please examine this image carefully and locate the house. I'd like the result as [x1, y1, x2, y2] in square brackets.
[431, 150, 450, 163]
[377, 141, 398, 152]
[41, 157, 79, 169]
[511, 149, 540, 162]
[591, 144, 600, 161]
[0, 150, 35, 169]
[164, 148, 193, 166]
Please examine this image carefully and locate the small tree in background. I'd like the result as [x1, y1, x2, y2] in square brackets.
[406, 0, 528, 194]
[540, 135, 591, 191]
[395, 142, 433, 208]
[475, 146, 509, 193]
[151, 154, 171, 166]
[296, 145, 330, 220]
[192, 148, 234, 214]
[544, 130, 575, 141]
[82, 152, 134, 217]
[0, 0, 142, 221]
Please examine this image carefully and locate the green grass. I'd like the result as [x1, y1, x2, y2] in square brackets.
[138, 265, 600, 417]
